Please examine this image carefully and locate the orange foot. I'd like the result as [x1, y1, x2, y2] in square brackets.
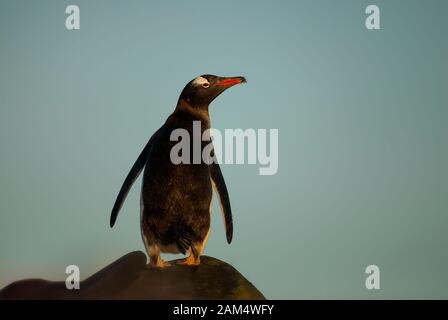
[177, 255, 200, 266]
[149, 257, 171, 268]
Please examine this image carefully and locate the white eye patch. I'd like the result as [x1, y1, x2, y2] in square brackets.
[192, 76, 210, 87]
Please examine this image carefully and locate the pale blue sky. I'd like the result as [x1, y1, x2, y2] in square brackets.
[0, 0, 447, 298]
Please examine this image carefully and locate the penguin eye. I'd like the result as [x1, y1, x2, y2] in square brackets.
[202, 82, 210, 88]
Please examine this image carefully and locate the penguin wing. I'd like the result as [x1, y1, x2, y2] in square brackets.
[210, 162, 233, 244]
[109, 130, 160, 227]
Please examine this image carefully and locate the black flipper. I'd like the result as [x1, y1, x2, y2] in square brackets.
[109, 132, 157, 228]
[210, 162, 233, 244]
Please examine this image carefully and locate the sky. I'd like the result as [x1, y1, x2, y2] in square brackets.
[0, 0, 447, 298]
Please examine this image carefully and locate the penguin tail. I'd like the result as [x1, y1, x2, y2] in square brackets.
[176, 230, 198, 256]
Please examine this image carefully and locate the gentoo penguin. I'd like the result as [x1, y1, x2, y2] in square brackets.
[110, 74, 246, 267]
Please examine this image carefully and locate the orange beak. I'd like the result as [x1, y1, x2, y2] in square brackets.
[215, 76, 246, 86]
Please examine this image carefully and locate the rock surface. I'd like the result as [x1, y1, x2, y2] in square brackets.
[0, 251, 265, 299]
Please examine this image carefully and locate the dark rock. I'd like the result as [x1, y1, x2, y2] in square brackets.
[0, 251, 265, 300]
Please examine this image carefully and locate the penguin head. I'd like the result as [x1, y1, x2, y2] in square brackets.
[178, 74, 246, 109]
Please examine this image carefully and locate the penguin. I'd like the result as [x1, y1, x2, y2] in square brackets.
[110, 74, 246, 267]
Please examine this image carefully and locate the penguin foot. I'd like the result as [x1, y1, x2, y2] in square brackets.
[149, 256, 171, 268]
[177, 255, 200, 266]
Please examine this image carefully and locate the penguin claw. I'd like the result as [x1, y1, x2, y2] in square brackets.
[177, 256, 200, 266]
[148, 258, 171, 268]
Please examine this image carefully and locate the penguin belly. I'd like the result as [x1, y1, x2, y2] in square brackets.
[140, 141, 213, 255]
